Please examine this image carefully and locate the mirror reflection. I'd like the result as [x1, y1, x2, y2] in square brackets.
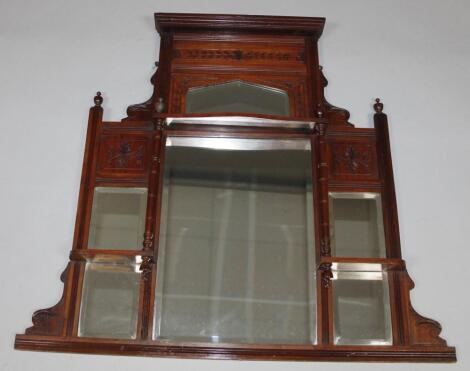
[333, 270, 392, 345]
[329, 192, 386, 258]
[88, 187, 147, 250]
[78, 261, 141, 339]
[154, 137, 316, 344]
[185, 80, 290, 116]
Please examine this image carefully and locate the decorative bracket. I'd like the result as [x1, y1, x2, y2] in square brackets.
[125, 62, 160, 120]
[405, 273, 447, 346]
[25, 264, 70, 336]
[318, 66, 353, 127]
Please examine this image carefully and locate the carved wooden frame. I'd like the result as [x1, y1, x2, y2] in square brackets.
[169, 73, 309, 117]
[15, 13, 456, 362]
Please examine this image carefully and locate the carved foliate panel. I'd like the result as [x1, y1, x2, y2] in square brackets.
[96, 134, 150, 178]
[327, 139, 379, 181]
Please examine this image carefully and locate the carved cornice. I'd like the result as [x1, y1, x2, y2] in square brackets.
[155, 13, 326, 37]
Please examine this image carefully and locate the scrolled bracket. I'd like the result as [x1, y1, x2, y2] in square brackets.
[405, 272, 447, 346]
[318, 66, 353, 127]
[24, 264, 70, 336]
[125, 63, 160, 120]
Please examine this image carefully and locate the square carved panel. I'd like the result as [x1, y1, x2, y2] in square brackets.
[328, 140, 379, 182]
[96, 135, 150, 178]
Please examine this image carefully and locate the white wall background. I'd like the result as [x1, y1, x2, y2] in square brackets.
[1, 1, 469, 370]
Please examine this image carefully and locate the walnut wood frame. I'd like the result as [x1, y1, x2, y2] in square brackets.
[15, 13, 456, 362]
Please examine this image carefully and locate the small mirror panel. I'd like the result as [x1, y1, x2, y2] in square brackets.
[78, 261, 141, 339]
[332, 270, 392, 345]
[329, 192, 386, 258]
[88, 187, 147, 250]
[185, 81, 290, 116]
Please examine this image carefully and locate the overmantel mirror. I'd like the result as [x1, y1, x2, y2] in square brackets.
[15, 13, 456, 362]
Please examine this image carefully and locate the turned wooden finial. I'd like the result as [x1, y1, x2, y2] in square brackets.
[94, 91, 103, 106]
[374, 98, 384, 113]
[155, 97, 165, 113]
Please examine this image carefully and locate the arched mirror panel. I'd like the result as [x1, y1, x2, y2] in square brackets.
[185, 81, 290, 116]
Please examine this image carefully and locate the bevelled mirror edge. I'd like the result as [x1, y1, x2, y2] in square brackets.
[87, 187, 148, 251]
[153, 136, 317, 345]
[78, 260, 141, 340]
[328, 192, 386, 258]
[185, 80, 290, 116]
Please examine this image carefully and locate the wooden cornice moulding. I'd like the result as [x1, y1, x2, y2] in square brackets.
[154, 13, 326, 37]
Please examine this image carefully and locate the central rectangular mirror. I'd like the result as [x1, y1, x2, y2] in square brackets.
[154, 137, 316, 344]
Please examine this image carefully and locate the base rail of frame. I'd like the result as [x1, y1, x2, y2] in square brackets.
[15, 335, 456, 362]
